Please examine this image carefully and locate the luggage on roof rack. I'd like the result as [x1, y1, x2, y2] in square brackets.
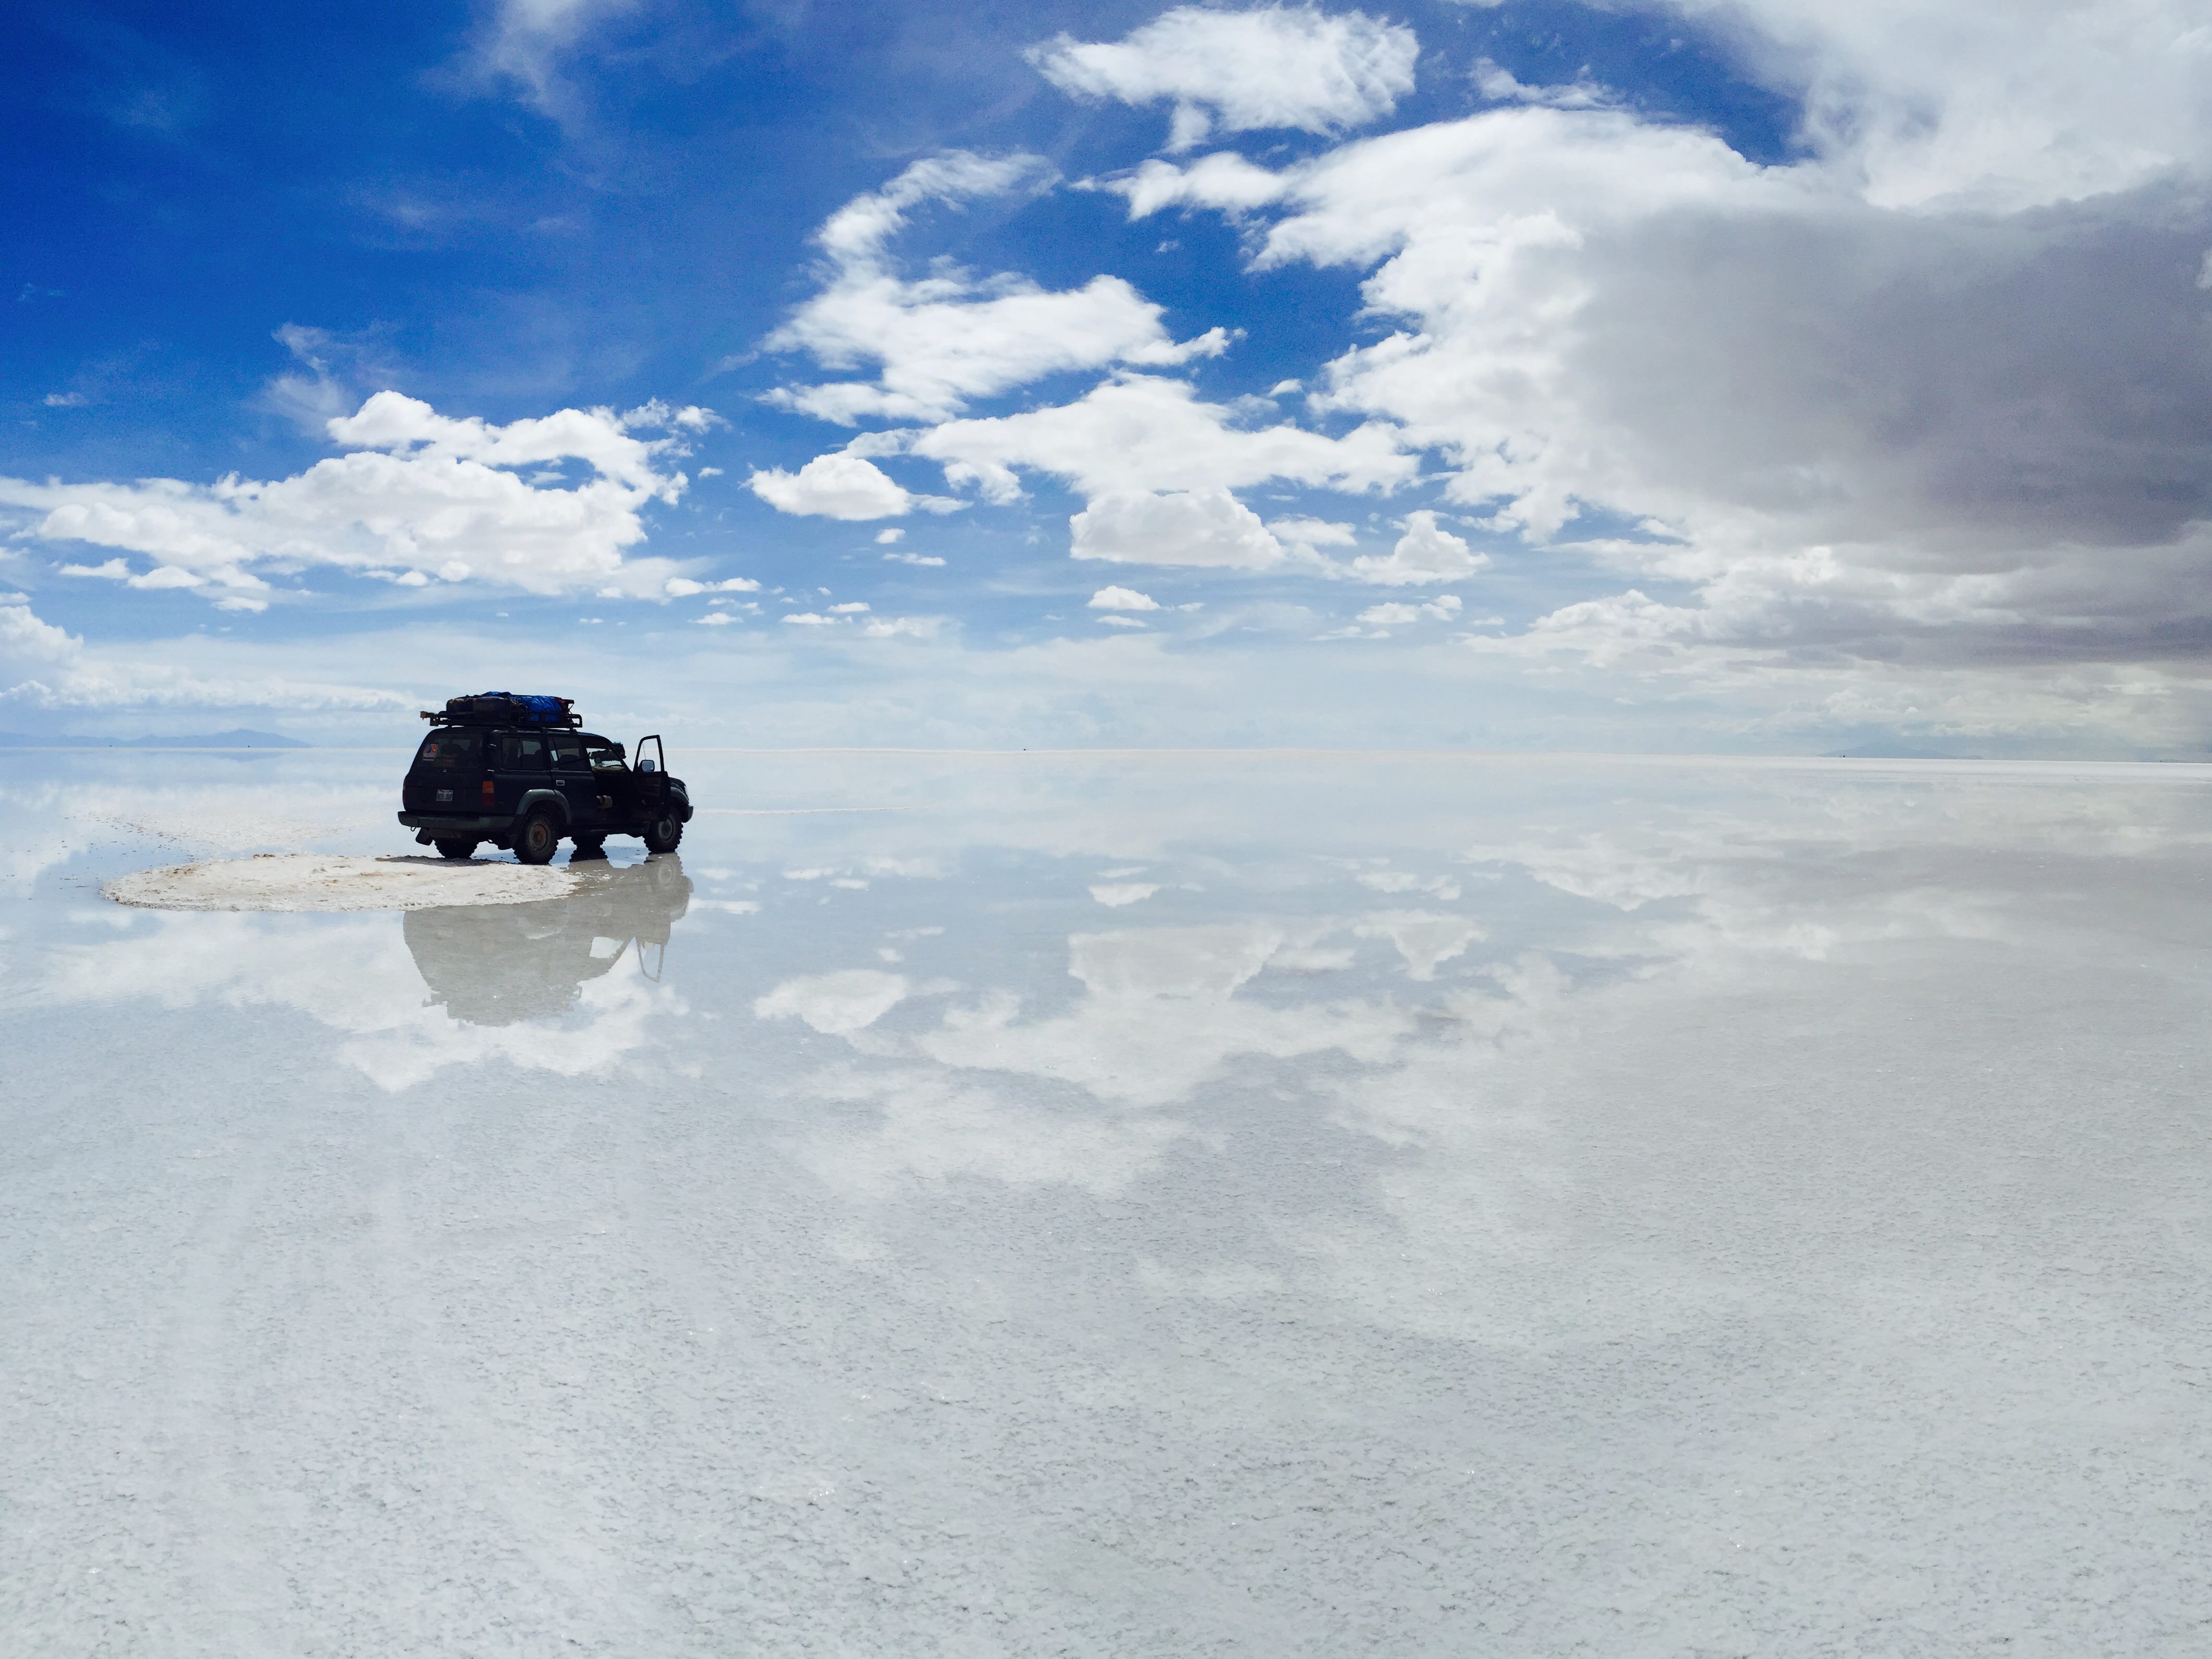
[426, 692, 579, 728]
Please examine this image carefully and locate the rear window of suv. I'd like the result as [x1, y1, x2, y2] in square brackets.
[548, 735, 587, 769]
[498, 734, 547, 769]
[414, 732, 482, 770]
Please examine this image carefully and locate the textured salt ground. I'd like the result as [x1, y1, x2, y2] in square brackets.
[9, 751, 2212, 1657]
[103, 852, 577, 912]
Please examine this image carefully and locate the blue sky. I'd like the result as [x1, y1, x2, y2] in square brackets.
[6, 1, 2211, 752]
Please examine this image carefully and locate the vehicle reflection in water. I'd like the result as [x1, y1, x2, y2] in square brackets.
[403, 854, 693, 1025]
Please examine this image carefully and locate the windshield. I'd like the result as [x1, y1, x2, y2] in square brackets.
[414, 732, 482, 770]
[584, 735, 627, 772]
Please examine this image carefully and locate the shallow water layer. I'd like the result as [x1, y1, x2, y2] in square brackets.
[3, 749, 2208, 1656]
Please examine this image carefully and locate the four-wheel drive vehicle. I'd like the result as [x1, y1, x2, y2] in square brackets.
[397, 692, 694, 864]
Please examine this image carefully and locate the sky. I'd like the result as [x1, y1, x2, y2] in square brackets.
[4, 0, 2211, 752]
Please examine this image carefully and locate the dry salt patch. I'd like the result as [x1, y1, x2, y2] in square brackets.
[105, 853, 578, 913]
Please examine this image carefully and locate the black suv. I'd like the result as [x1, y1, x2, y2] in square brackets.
[398, 693, 694, 864]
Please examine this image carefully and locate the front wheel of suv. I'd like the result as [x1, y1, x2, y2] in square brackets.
[643, 812, 683, 854]
[513, 806, 562, 865]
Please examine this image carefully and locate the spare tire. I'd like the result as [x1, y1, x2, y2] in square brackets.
[513, 805, 562, 865]
[432, 838, 478, 861]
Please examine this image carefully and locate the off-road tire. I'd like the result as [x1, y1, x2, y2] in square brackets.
[514, 806, 562, 865]
[432, 838, 478, 861]
[569, 836, 607, 862]
[643, 812, 683, 854]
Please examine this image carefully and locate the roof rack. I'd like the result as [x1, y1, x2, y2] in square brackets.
[420, 693, 581, 729]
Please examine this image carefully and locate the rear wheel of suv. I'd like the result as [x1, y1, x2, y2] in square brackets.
[432, 838, 478, 861]
[514, 806, 562, 865]
[643, 812, 683, 854]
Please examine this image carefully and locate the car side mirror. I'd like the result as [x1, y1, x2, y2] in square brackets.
[639, 758, 657, 772]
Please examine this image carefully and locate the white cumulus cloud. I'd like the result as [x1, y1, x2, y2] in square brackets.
[1072, 489, 1284, 569]
[764, 151, 1229, 424]
[0, 391, 707, 598]
[1031, 5, 1420, 152]
[912, 373, 1413, 505]
[1653, 0, 2212, 211]
[1089, 585, 1162, 610]
[1113, 60, 2212, 686]
[1349, 512, 1489, 585]
[748, 454, 918, 520]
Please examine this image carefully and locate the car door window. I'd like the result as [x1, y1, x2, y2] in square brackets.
[498, 734, 547, 770]
[547, 733, 605, 825]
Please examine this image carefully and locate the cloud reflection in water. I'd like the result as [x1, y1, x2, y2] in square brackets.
[5, 751, 2211, 1653]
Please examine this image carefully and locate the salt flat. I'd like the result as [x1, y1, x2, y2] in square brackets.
[2, 749, 2207, 1656]
[106, 852, 578, 912]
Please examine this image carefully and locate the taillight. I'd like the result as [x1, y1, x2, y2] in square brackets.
[481, 779, 496, 805]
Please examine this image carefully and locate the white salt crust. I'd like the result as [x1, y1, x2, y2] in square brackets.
[104, 852, 577, 912]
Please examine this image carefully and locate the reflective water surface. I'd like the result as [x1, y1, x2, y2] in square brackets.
[3, 750, 2209, 1655]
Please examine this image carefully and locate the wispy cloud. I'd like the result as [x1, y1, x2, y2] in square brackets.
[0, 593, 403, 712]
[474, 0, 636, 112]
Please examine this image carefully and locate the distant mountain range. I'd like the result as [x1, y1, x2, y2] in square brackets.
[0, 729, 309, 748]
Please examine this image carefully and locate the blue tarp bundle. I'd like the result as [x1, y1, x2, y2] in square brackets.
[447, 692, 574, 725]
[493, 693, 571, 724]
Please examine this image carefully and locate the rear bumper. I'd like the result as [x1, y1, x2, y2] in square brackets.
[398, 811, 513, 835]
